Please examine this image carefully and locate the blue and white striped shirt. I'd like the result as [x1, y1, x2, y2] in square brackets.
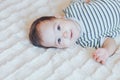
[63, 0, 120, 48]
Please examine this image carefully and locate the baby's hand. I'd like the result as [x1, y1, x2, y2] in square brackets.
[93, 48, 109, 64]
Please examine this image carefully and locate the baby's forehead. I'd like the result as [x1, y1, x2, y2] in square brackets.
[38, 19, 54, 27]
[37, 20, 56, 43]
[36, 20, 49, 31]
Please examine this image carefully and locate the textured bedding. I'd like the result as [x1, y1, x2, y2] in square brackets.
[0, 0, 120, 80]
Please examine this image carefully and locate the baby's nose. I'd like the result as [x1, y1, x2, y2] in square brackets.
[63, 31, 68, 38]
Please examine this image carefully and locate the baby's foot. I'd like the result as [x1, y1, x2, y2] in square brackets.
[93, 48, 109, 64]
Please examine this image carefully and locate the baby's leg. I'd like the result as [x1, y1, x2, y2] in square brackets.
[93, 37, 117, 64]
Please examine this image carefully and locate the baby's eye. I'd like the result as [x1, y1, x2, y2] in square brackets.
[57, 25, 61, 31]
[58, 38, 61, 44]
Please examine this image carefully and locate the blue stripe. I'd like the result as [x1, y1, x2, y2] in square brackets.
[81, 3, 93, 41]
[86, 3, 100, 38]
[75, 3, 88, 34]
[83, 4, 96, 39]
[84, 4, 95, 38]
[69, 5, 76, 18]
[108, 1, 118, 28]
[90, 4, 101, 38]
[111, 1, 120, 26]
[94, 1, 105, 35]
[96, 1, 108, 33]
[100, 1, 112, 33]
[73, 3, 80, 20]
[77, 3, 92, 41]
[92, 2, 104, 37]
[104, 1, 115, 29]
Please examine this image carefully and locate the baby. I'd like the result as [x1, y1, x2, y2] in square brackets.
[29, 0, 120, 64]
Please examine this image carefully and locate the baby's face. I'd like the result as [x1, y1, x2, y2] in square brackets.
[37, 18, 80, 48]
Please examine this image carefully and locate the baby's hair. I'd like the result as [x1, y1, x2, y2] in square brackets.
[29, 16, 56, 48]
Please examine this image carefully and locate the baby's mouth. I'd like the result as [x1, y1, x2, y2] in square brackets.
[70, 30, 73, 39]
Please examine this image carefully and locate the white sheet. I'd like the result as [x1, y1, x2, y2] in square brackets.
[0, 0, 120, 80]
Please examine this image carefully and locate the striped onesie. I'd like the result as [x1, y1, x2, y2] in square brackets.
[63, 0, 120, 48]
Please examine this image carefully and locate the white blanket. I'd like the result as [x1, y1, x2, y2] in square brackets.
[0, 0, 120, 80]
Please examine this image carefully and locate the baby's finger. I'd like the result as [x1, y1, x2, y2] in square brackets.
[93, 53, 97, 60]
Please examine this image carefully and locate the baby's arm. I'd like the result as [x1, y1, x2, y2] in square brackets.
[93, 37, 117, 64]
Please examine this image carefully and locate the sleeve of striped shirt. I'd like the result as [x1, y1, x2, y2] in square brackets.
[76, 37, 108, 48]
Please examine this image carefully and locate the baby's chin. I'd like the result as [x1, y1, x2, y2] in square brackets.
[72, 29, 80, 42]
[64, 40, 77, 48]
[55, 43, 73, 49]
[72, 36, 79, 44]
